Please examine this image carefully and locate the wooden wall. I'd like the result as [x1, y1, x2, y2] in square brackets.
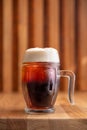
[0, 0, 87, 92]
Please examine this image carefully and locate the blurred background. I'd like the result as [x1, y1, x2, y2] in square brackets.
[0, 0, 87, 92]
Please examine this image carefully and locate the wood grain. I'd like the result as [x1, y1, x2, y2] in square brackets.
[0, 92, 87, 130]
[0, 0, 3, 91]
[1, 0, 87, 92]
[12, 0, 19, 92]
[18, 0, 28, 91]
[33, 0, 44, 48]
[76, 0, 87, 90]
[43, 0, 49, 47]
[49, 0, 60, 51]
[28, 0, 34, 48]
[3, 0, 13, 92]
[60, 0, 76, 90]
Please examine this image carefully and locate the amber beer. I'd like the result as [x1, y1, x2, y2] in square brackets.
[22, 48, 60, 113]
[22, 62, 60, 110]
[22, 48, 75, 113]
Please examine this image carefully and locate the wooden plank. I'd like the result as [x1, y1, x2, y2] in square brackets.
[0, 92, 86, 118]
[28, 0, 34, 48]
[18, 0, 28, 92]
[49, 0, 60, 51]
[43, 0, 49, 47]
[12, 0, 19, 92]
[60, 0, 76, 90]
[49, 119, 87, 130]
[3, 0, 13, 92]
[0, 119, 6, 130]
[0, 119, 85, 130]
[74, 0, 78, 90]
[76, 0, 87, 90]
[0, 92, 87, 129]
[0, 0, 3, 91]
[61, 0, 75, 70]
[33, 0, 44, 48]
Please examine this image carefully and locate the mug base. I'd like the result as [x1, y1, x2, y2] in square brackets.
[25, 107, 55, 114]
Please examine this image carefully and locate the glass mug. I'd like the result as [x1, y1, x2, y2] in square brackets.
[22, 48, 75, 113]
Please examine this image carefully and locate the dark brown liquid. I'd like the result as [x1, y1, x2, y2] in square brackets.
[22, 62, 60, 110]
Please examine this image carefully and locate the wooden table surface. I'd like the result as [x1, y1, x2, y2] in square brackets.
[0, 91, 87, 130]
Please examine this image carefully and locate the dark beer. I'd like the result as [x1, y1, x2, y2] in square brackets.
[22, 48, 75, 113]
[22, 62, 60, 111]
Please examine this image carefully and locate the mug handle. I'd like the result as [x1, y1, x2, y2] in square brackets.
[57, 70, 75, 105]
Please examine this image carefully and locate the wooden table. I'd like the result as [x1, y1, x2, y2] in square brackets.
[0, 92, 87, 130]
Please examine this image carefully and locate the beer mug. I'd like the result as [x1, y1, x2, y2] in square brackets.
[22, 48, 75, 113]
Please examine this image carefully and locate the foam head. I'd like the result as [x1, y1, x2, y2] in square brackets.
[23, 47, 60, 63]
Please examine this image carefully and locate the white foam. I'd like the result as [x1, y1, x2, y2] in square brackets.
[23, 47, 60, 63]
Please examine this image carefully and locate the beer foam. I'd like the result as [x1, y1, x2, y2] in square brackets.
[23, 47, 60, 63]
